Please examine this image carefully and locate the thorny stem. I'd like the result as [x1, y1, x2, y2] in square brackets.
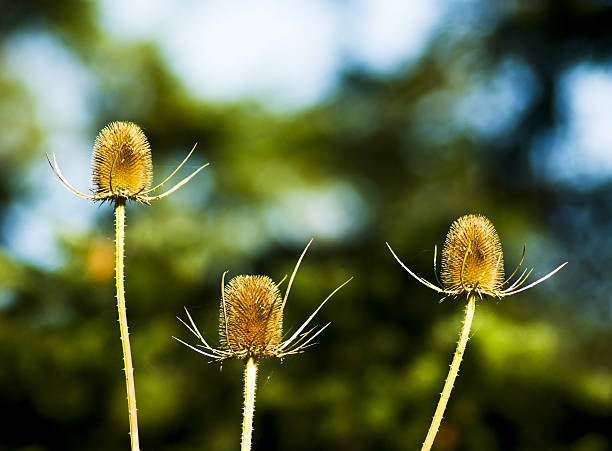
[241, 357, 259, 451]
[421, 295, 476, 451]
[115, 200, 140, 451]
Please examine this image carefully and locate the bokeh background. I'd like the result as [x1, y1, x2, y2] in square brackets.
[1, 1, 611, 450]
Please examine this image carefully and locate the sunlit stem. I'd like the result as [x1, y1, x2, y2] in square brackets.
[115, 199, 140, 451]
[241, 357, 259, 451]
[421, 295, 476, 451]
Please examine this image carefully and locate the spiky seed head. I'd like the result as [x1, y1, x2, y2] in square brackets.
[91, 121, 152, 201]
[220, 275, 283, 358]
[441, 214, 504, 296]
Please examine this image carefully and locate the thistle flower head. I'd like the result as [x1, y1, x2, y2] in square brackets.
[92, 121, 152, 200]
[387, 214, 567, 301]
[441, 214, 504, 297]
[219, 275, 283, 358]
[176, 239, 353, 361]
[47, 121, 209, 204]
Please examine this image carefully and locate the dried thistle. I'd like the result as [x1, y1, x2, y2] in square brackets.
[47, 121, 209, 451]
[441, 214, 504, 297]
[91, 121, 152, 200]
[47, 120, 209, 203]
[219, 275, 284, 358]
[388, 214, 566, 302]
[176, 239, 352, 361]
[387, 214, 567, 451]
[176, 239, 352, 451]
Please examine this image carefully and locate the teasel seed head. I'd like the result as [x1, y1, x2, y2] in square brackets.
[47, 122, 209, 204]
[175, 239, 353, 362]
[441, 214, 504, 297]
[387, 214, 567, 301]
[91, 121, 152, 201]
[220, 275, 283, 358]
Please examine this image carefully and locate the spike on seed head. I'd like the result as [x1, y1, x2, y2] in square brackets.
[220, 275, 283, 358]
[91, 121, 152, 200]
[441, 214, 504, 296]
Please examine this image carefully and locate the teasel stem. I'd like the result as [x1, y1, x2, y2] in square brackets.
[115, 199, 140, 451]
[241, 356, 259, 451]
[421, 294, 476, 451]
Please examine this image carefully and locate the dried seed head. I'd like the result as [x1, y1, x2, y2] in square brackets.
[91, 121, 152, 200]
[220, 275, 283, 358]
[176, 240, 353, 362]
[441, 214, 504, 296]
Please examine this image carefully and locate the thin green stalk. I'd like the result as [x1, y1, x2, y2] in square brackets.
[115, 199, 140, 451]
[241, 357, 259, 451]
[421, 295, 476, 451]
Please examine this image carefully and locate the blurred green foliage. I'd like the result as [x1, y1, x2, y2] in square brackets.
[1, 1, 611, 450]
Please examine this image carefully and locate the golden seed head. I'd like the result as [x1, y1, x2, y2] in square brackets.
[220, 275, 283, 358]
[441, 214, 504, 296]
[91, 121, 152, 200]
